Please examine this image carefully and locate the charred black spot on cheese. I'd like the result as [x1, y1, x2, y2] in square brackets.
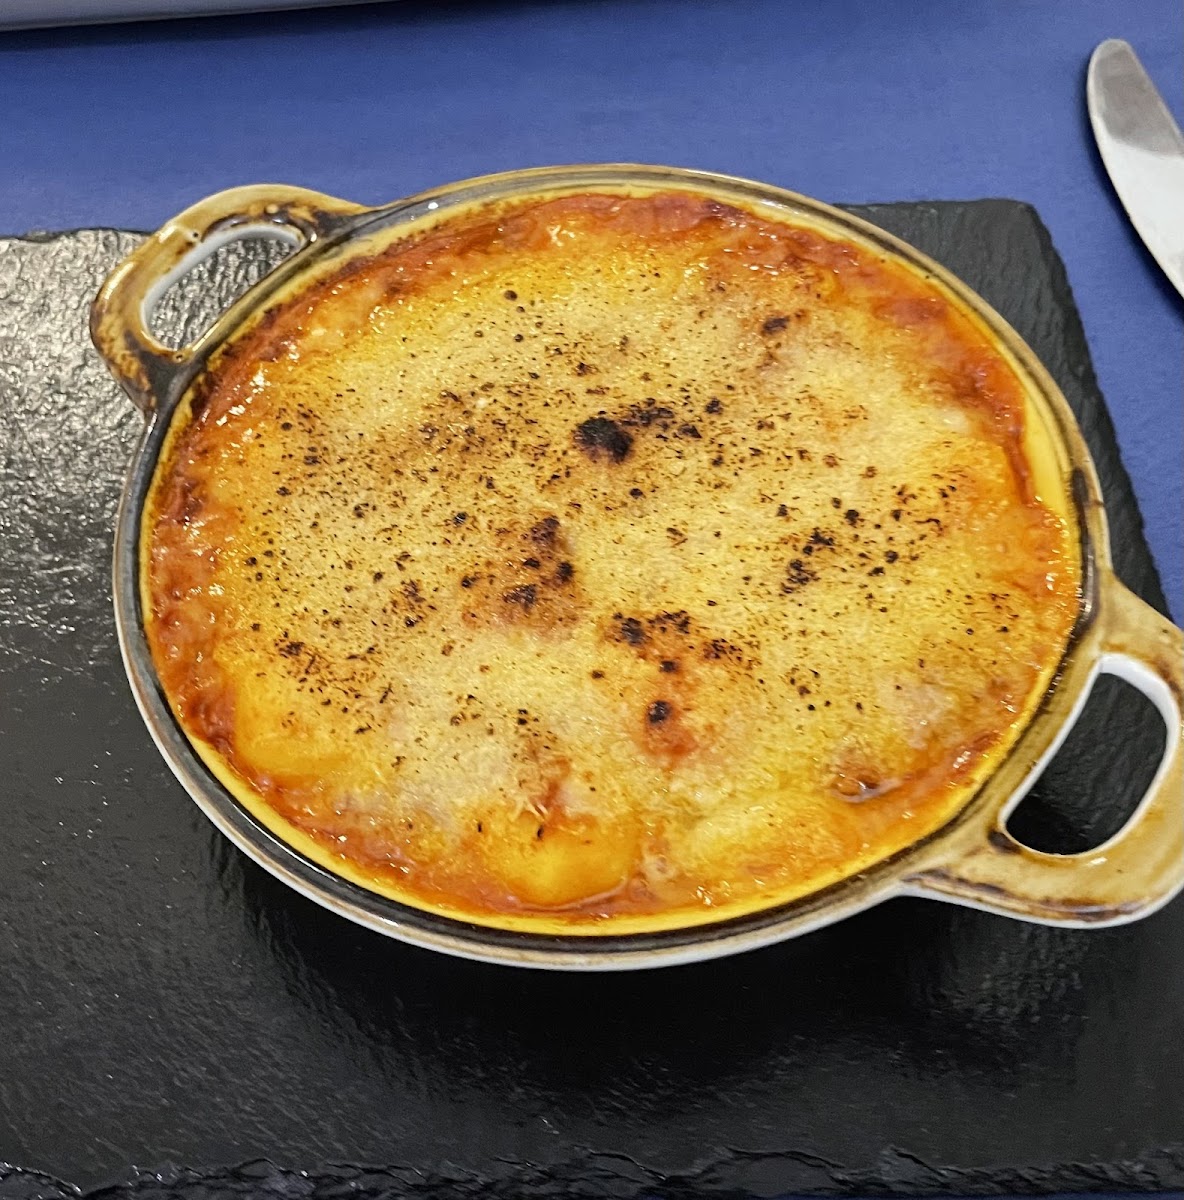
[530, 516, 561, 545]
[652, 611, 692, 634]
[574, 416, 632, 463]
[622, 401, 675, 429]
[503, 583, 538, 610]
[761, 314, 790, 335]
[647, 700, 672, 724]
[457, 514, 579, 629]
[703, 637, 743, 662]
[783, 559, 817, 593]
[803, 528, 835, 555]
[613, 615, 648, 646]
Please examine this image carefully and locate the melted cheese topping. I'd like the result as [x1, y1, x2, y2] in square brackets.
[143, 189, 1078, 934]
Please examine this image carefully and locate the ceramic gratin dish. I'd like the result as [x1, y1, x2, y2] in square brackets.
[91, 165, 1184, 970]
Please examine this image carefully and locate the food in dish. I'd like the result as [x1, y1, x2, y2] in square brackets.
[142, 188, 1079, 933]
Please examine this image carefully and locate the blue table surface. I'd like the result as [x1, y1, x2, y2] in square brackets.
[0, 0, 1180, 618]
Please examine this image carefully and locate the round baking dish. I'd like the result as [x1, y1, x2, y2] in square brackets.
[91, 165, 1184, 969]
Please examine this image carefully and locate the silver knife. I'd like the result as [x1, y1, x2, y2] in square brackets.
[1088, 38, 1184, 299]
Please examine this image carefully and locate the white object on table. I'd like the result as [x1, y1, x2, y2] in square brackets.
[0, 0, 381, 29]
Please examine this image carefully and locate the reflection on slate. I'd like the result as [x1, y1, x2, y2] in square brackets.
[0, 203, 1180, 1199]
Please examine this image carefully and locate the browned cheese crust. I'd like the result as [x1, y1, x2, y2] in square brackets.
[143, 190, 1078, 931]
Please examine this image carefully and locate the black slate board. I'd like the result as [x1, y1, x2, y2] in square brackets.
[0, 202, 1179, 1199]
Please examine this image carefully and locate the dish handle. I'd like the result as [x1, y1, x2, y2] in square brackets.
[904, 573, 1184, 926]
[90, 184, 367, 414]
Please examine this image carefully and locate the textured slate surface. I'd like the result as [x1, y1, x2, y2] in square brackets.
[0, 203, 1178, 1198]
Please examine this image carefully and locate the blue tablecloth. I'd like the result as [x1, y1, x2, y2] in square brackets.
[0, 0, 1179, 616]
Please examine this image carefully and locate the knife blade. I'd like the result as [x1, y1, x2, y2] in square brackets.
[1087, 38, 1184, 299]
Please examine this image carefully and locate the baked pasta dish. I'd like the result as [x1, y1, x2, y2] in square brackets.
[142, 187, 1079, 933]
